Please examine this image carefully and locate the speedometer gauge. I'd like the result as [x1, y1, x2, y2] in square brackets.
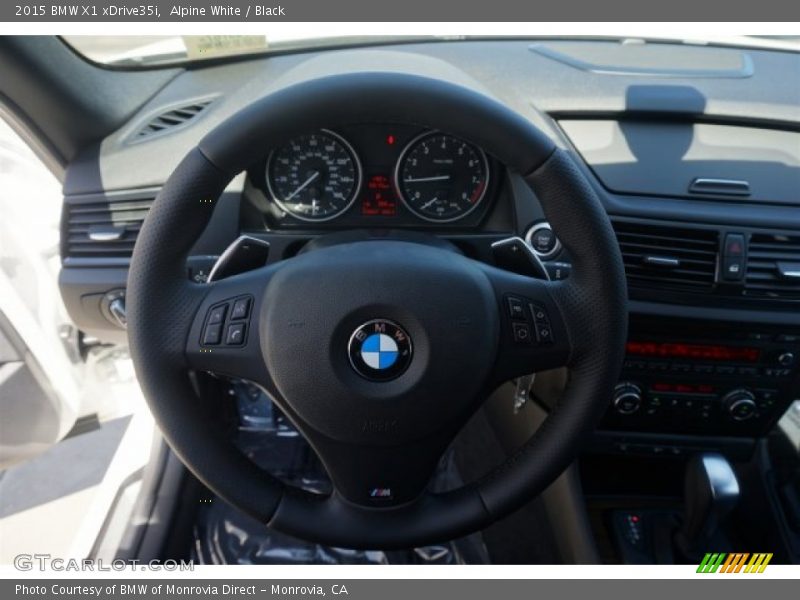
[267, 130, 361, 222]
[395, 132, 489, 223]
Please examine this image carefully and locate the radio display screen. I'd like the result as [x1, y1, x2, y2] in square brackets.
[626, 341, 761, 363]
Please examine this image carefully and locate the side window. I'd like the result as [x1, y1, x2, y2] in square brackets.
[0, 117, 63, 324]
[0, 116, 151, 562]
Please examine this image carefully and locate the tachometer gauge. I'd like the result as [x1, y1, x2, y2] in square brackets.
[395, 132, 489, 223]
[266, 130, 361, 222]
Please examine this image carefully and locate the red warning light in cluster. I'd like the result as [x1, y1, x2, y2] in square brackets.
[386, 134, 396, 146]
[361, 174, 397, 216]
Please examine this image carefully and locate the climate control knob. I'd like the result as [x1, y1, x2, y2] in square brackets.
[613, 382, 642, 415]
[723, 389, 757, 421]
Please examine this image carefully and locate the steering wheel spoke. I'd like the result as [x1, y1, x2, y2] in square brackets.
[480, 264, 573, 385]
[185, 264, 276, 387]
[269, 484, 489, 550]
[298, 428, 456, 508]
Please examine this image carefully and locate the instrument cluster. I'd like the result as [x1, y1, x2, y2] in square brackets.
[249, 123, 498, 228]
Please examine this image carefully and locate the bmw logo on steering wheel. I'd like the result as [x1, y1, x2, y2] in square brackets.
[348, 320, 413, 381]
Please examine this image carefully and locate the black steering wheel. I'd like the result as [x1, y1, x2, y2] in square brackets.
[126, 72, 627, 549]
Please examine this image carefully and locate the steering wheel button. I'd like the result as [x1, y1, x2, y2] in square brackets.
[534, 320, 554, 344]
[226, 323, 246, 345]
[207, 304, 226, 325]
[530, 303, 548, 323]
[203, 323, 222, 345]
[231, 297, 251, 320]
[507, 296, 526, 320]
[512, 322, 532, 344]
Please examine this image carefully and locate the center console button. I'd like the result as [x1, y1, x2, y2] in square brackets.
[765, 367, 791, 378]
[729, 399, 756, 421]
[722, 389, 758, 421]
[722, 257, 744, 281]
[722, 233, 746, 282]
[776, 334, 799, 343]
[746, 332, 772, 341]
[613, 383, 642, 415]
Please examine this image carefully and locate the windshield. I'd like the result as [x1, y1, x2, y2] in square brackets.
[62, 35, 800, 67]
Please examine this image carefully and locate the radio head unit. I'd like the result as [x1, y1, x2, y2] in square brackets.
[602, 318, 799, 438]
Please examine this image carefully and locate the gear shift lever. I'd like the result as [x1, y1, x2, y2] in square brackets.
[675, 453, 740, 559]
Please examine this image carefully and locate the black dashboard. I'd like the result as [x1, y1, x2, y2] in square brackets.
[56, 38, 800, 459]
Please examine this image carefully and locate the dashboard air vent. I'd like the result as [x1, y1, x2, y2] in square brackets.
[132, 99, 214, 142]
[63, 192, 155, 263]
[613, 221, 719, 291]
[745, 233, 800, 300]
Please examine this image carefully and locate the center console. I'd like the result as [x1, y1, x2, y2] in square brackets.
[599, 316, 800, 439]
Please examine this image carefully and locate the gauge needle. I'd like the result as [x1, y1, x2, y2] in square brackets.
[403, 175, 451, 183]
[286, 171, 321, 200]
[421, 197, 439, 210]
